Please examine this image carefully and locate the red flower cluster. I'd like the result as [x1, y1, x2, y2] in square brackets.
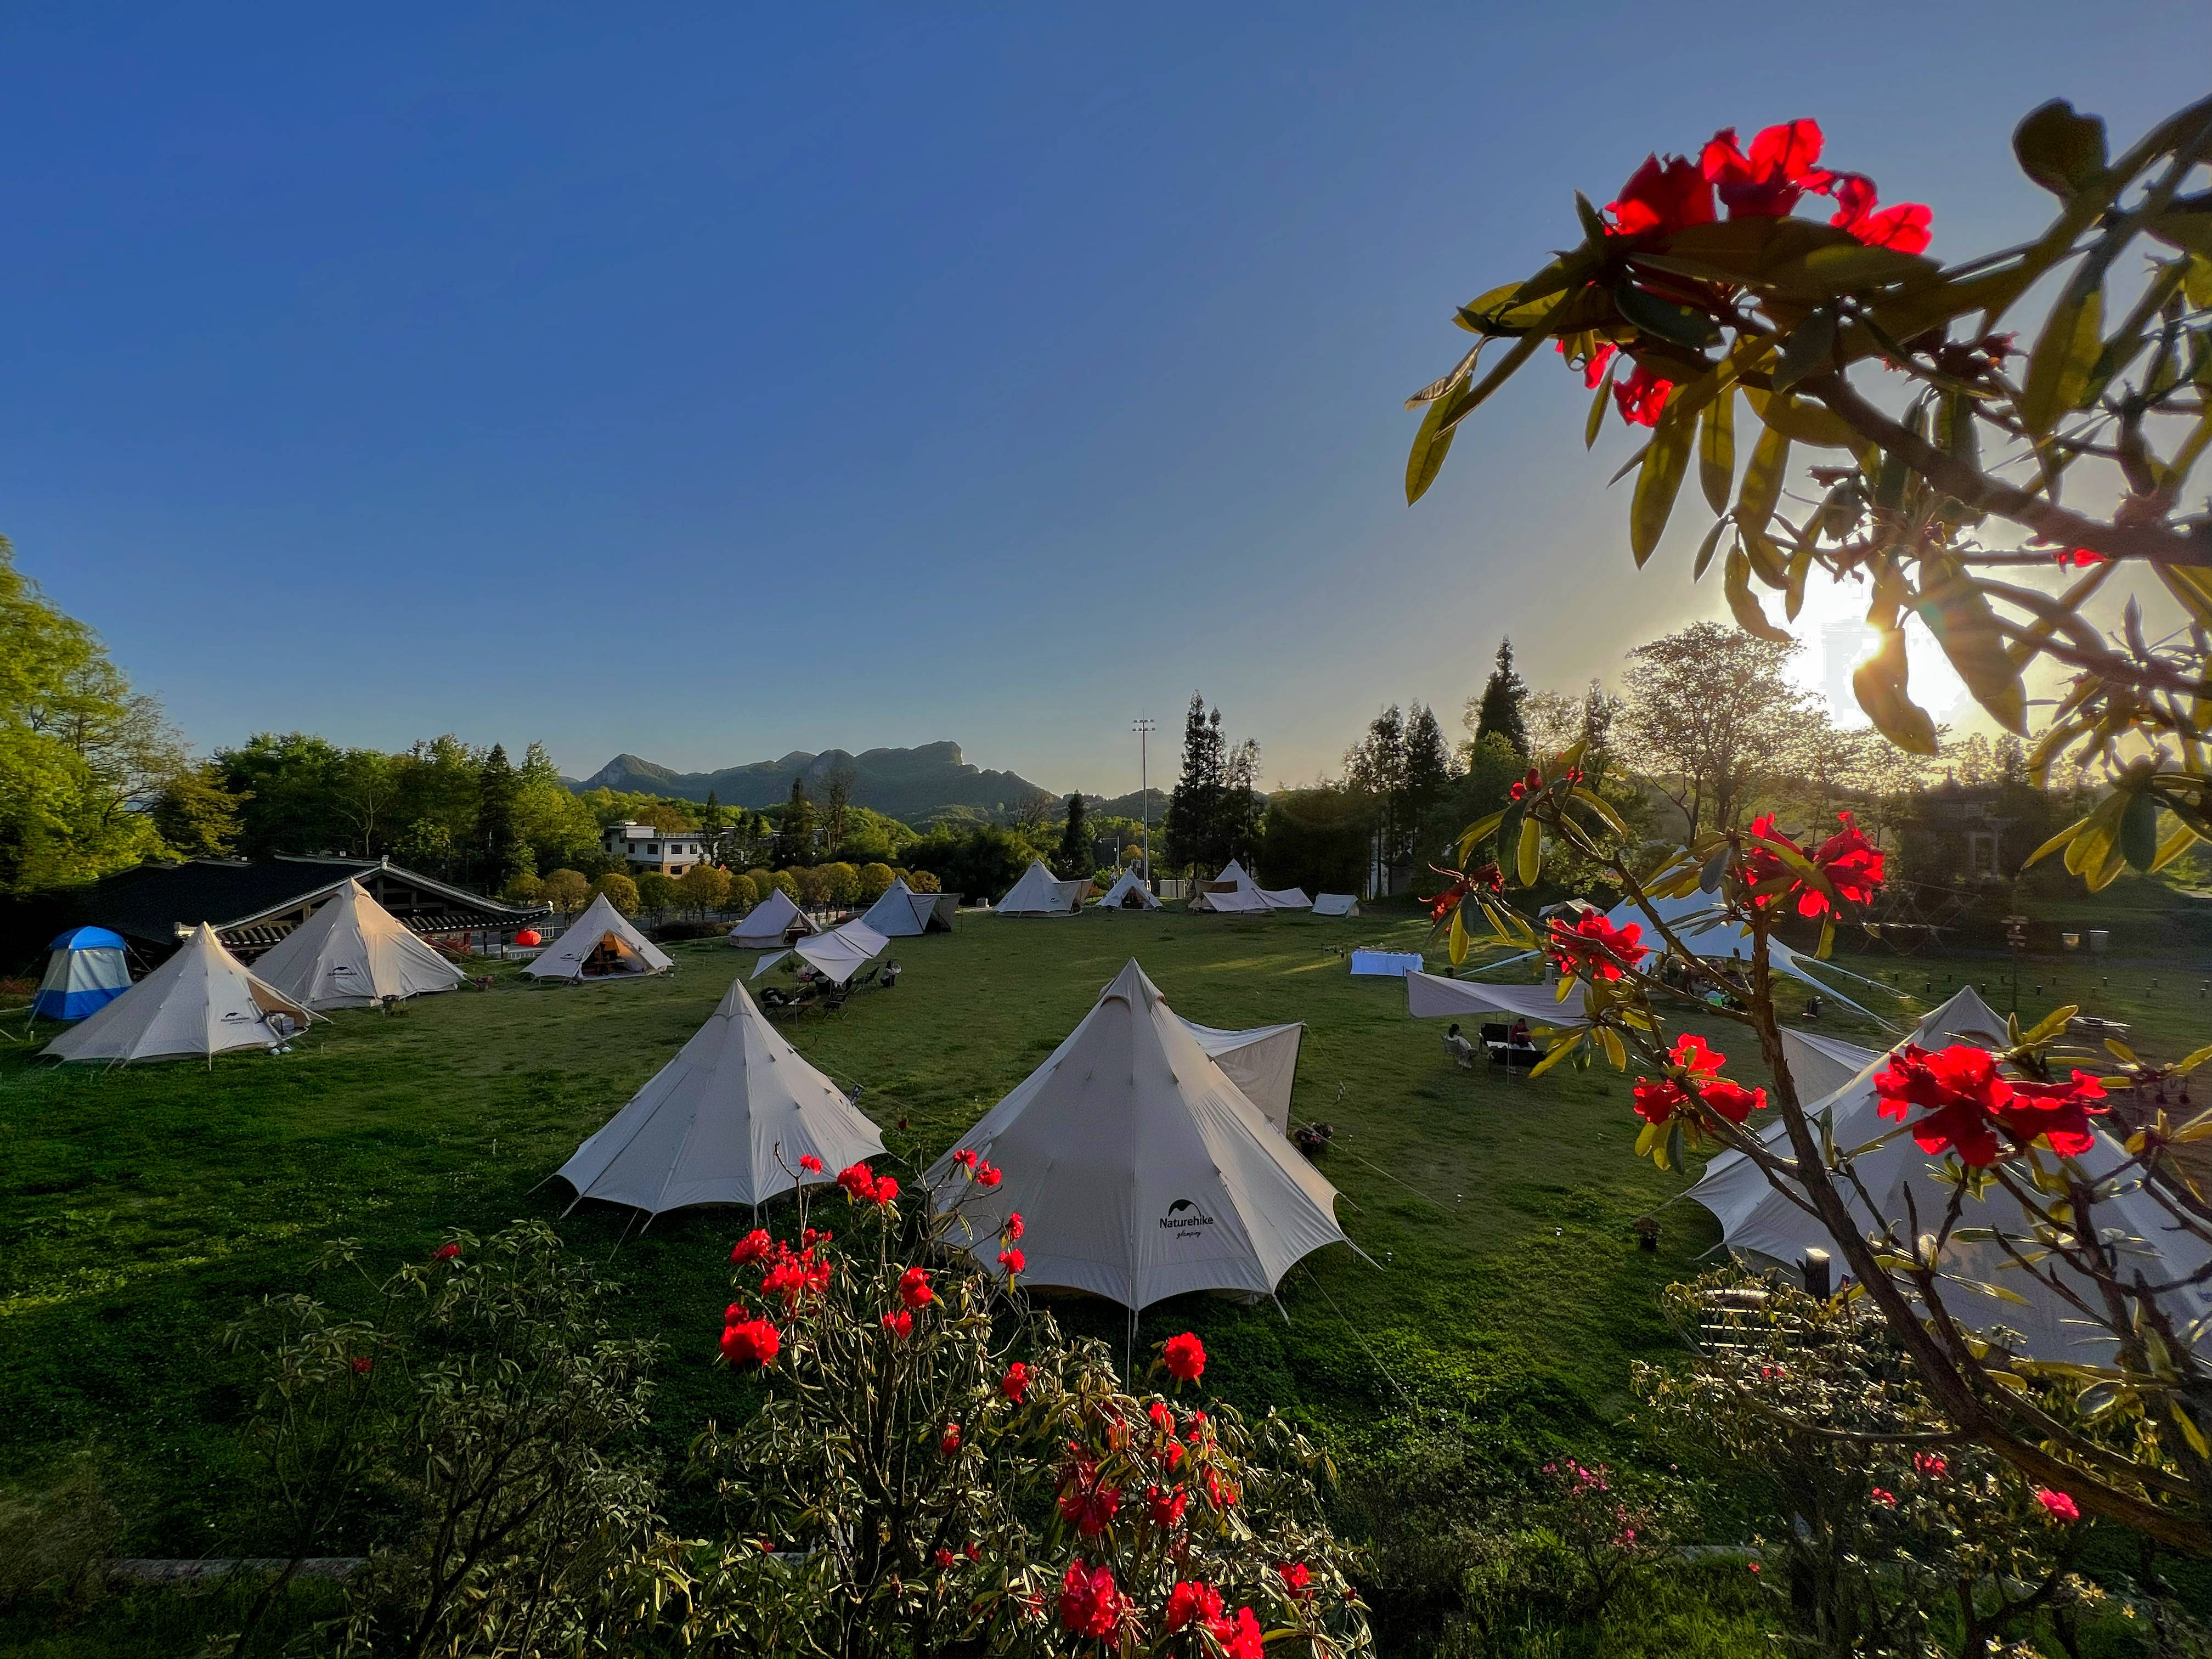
[952, 1147, 1005, 1187]
[1278, 1561, 1313, 1598]
[1508, 766, 1543, 802]
[1001, 1361, 1030, 1403]
[730, 1228, 773, 1266]
[1702, 120, 1831, 217]
[2055, 548, 2111, 567]
[1165, 1579, 1224, 1633]
[1148, 1482, 1188, 1528]
[898, 1265, 934, 1310]
[939, 1423, 961, 1455]
[720, 1314, 781, 1368]
[2038, 1489, 2081, 1522]
[1428, 862, 1504, 923]
[1913, 1452, 1947, 1480]
[1874, 1044, 2108, 1166]
[837, 1161, 899, 1205]
[1826, 173, 1933, 255]
[431, 1242, 461, 1262]
[1547, 911, 1649, 981]
[1614, 366, 1673, 427]
[1058, 1561, 1128, 1639]
[998, 1246, 1026, 1275]
[798, 1153, 823, 1174]
[1607, 153, 1714, 238]
[1163, 1331, 1207, 1382]
[934, 1547, 956, 1570]
[1005, 1211, 1025, 1240]
[1057, 1446, 1122, 1537]
[350, 1356, 373, 1374]
[759, 1239, 833, 1310]
[1633, 1033, 1768, 1127]
[882, 1308, 913, 1341]
[1745, 812, 1885, 918]
[1870, 1486, 1897, 1509]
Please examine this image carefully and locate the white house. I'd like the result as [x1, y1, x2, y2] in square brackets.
[601, 821, 712, 876]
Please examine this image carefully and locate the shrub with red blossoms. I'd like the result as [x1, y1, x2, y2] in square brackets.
[719, 1316, 781, 1368]
[797, 1153, 823, 1175]
[1742, 812, 1885, 919]
[1874, 1044, 2107, 1166]
[729, 1228, 772, 1266]
[1546, 910, 1648, 981]
[898, 1265, 934, 1310]
[1163, 1331, 1207, 1383]
[1058, 1561, 1128, 1639]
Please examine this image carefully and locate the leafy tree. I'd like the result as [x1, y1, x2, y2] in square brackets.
[1345, 707, 1408, 893]
[392, 819, 456, 878]
[541, 869, 591, 915]
[1221, 737, 1265, 867]
[679, 862, 731, 915]
[475, 743, 521, 889]
[905, 867, 942, 894]
[824, 765, 855, 850]
[514, 742, 601, 874]
[500, 871, 546, 906]
[592, 871, 640, 915]
[331, 748, 398, 857]
[726, 872, 759, 906]
[765, 870, 801, 904]
[1402, 704, 1454, 859]
[856, 862, 897, 902]
[1258, 787, 1370, 898]
[743, 867, 776, 903]
[817, 862, 859, 907]
[777, 780, 817, 863]
[1470, 637, 1530, 757]
[791, 867, 830, 906]
[1057, 793, 1090, 877]
[904, 825, 1031, 902]
[216, 733, 349, 858]
[1621, 623, 1818, 838]
[636, 872, 682, 915]
[392, 736, 483, 863]
[151, 763, 247, 860]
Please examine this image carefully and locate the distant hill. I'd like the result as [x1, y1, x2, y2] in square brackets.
[566, 743, 1060, 825]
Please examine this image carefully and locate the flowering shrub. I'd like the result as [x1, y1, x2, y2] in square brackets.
[688, 1158, 1372, 1658]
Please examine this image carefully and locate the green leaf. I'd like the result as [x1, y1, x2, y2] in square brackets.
[1691, 517, 1729, 582]
[2013, 99, 2111, 199]
[1724, 549, 1791, 644]
[1430, 324, 1554, 441]
[1743, 387, 1858, 449]
[1736, 422, 1791, 544]
[1630, 386, 1695, 566]
[1915, 567, 2028, 735]
[1697, 388, 1735, 513]
[1584, 363, 1614, 450]
[1404, 381, 1459, 505]
[2119, 792, 2161, 871]
[1516, 815, 1543, 887]
[1574, 192, 1608, 244]
[1772, 310, 1837, 392]
[1615, 281, 1721, 350]
[1850, 627, 1940, 754]
[1528, 1029, 1584, 1080]
[1569, 786, 1629, 839]
[2020, 280, 2104, 437]
[1773, 244, 1939, 298]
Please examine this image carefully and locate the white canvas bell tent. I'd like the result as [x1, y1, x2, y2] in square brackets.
[1093, 869, 1162, 911]
[860, 880, 952, 936]
[1190, 859, 1311, 912]
[1685, 986, 2210, 1361]
[1311, 894, 1359, 918]
[554, 976, 885, 1218]
[1190, 887, 1271, 915]
[43, 924, 316, 1064]
[1178, 1017, 1304, 1133]
[996, 860, 1086, 916]
[751, 919, 891, 987]
[523, 894, 673, 981]
[252, 879, 465, 1010]
[926, 960, 1355, 1312]
[729, 889, 817, 950]
[33, 927, 131, 1022]
[1779, 1028, 1886, 1104]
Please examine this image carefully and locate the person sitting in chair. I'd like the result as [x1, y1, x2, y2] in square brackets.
[1508, 1017, 1531, 1050]
[1443, 1021, 1477, 1069]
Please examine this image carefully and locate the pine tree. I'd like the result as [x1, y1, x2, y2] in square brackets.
[1474, 637, 1530, 757]
[1058, 792, 1091, 877]
[1163, 692, 1224, 874]
[778, 778, 817, 862]
[476, 743, 520, 888]
[1401, 703, 1453, 864]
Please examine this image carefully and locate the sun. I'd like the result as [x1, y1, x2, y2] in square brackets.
[1782, 569, 1968, 732]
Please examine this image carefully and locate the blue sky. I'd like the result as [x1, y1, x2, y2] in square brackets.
[4, 3, 2204, 795]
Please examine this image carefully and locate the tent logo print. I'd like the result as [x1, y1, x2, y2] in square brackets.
[1159, 1198, 1216, 1234]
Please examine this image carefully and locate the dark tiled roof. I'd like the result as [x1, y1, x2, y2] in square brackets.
[86, 859, 545, 950]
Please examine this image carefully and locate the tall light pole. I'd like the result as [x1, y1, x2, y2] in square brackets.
[1132, 718, 1155, 887]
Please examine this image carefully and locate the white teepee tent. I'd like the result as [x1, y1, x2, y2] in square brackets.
[730, 889, 816, 950]
[860, 879, 951, 936]
[1190, 859, 1308, 911]
[1093, 869, 1162, 911]
[555, 976, 885, 1216]
[1686, 987, 2212, 1361]
[996, 860, 1086, 916]
[252, 879, 465, 1009]
[524, 894, 673, 980]
[43, 924, 316, 1064]
[927, 960, 1355, 1310]
[1311, 894, 1360, 917]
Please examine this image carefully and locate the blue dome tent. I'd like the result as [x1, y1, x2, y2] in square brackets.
[33, 927, 132, 1022]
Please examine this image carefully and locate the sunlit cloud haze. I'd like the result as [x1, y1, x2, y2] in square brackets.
[2, 3, 2205, 797]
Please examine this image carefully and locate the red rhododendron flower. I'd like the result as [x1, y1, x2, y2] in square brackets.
[1875, 1043, 2012, 1166]
[1278, 1561, 1313, 1597]
[954, 1148, 978, 1168]
[1005, 1211, 1025, 1240]
[964, 1540, 980, 1561]
[1221, 1605, 1265, 1659]
[1001, 1361, 1030, 1402]
[1148, 1400, 1173, 1432]
[1826, 173, 1933, 254]
[998, 1247, 1025, 1275]
[760, 1249, 832, 1310]
[1204, 1466, 1239, 1509]
[730, 1229, 773, 1266]
[934, 1547, 955, 1568]
[1914, 1452, 1947, 1479]
[1547, 911, 1649, 981]
[1165, 1579, 1223, 1632]
[431, 1242, 461, 1261]
[1163, 1332, 1206, 1381]
[2037, 1488, 2080, 1522]
[1057, 1454, 1121, 1536]
[1555, 337, 1618, 390]
[1612, 365, 1674, 427]
[2055, 548, 2110, 567]
[350, 1356, 373, 1374]
[1870, 1487, 1896, 1508]
[975, 1163, 1003, 1188]
[720, 1317, 781, 1368]
[1701, 120, 1832, 217]
[940, 1423, 961, 1455]
[1058, 1561, 1127, 1639]
[882, 1308, 913, 1340]
[1605, 153, 1716, 237]
[1745, 812, 1884, 918]
[1632, 1079, 1686, 1126]
[1700, 1079, 1768, 1124]
[1148, 1483, 1189, 1528]
[1507, 765, 1542, 802]
[2001, 1071, 2109, 1158]
[872, 1175, 899, 1204]
[837, 1163, 879, 1201]
[899, 1266, 934, 1309]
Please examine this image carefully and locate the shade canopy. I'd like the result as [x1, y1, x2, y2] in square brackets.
[729, 889, 816, 950]
[1179, 1017, 1304, 1133]
[1405, 970, 1594, 1024]
[1093, 869, 1162, 911]
[927, 960, 1352, 1311]
[1685, 988, 2208, 1362]
[1311, 894, 1359, 917]
[751, 919, 891, 986]
[997, 860, 1086, 916]
[252, 879, 465, 1009]
[1349, 949, 1425, 977]
[33, 928, 131, 1022]
[43, 923, 314, 1063]
[859, 880, 953, 936]
[1598, 891, 1885, 1020]
[524, 894, 673, 980]
[555, 976, 885, 1215]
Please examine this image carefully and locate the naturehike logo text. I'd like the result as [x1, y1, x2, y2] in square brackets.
[1159, 1198, 1216, 1232]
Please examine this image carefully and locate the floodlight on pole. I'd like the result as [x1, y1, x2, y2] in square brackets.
[1132, 718, 1156, 886]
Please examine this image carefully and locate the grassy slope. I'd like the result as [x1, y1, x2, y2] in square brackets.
[3, 906, 2206, 1562]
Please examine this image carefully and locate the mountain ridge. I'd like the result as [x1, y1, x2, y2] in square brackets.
[564, 742, 1062, 824]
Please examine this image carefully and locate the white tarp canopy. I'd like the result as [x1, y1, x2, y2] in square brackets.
[997, 860, 1086, 916]
[1779, 1028, 1885, 1104]
[1685, 987, 2212, 1361]
[751, 920, 890, 986]
[44, 924, 316, 1064]
[1599, 891, 1887, 1022]
[555, 976, 885, 1216]
[1180, 1017, 1304, 1133]
[729, 889, 817, 950]
[1406, 971, 1595, 1025]
[1093, 869, 1162, 911]
[927, 960, 1354, 1311]
[1311, 894, 1359, 918]
[252, 879, 465, 1009]
[1350, 949, 1424, 977]
[524, 894, 674, 980]
[859, 880, 949, 936]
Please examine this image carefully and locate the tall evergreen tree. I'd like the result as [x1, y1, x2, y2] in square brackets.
[1221, 739, 1264, 867]
[1058, 792, 1091, 876]
[1345, 706, 1408, 890]
[1401, 703, 1453, 853]
[1472, 637, 1530, 757]
[476, 743, 520, 887]
[1163, 692, 1224, 874]
[777, 778, 817, 862]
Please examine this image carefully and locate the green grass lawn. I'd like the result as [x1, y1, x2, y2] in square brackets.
[3, 905, 2207, 1568]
